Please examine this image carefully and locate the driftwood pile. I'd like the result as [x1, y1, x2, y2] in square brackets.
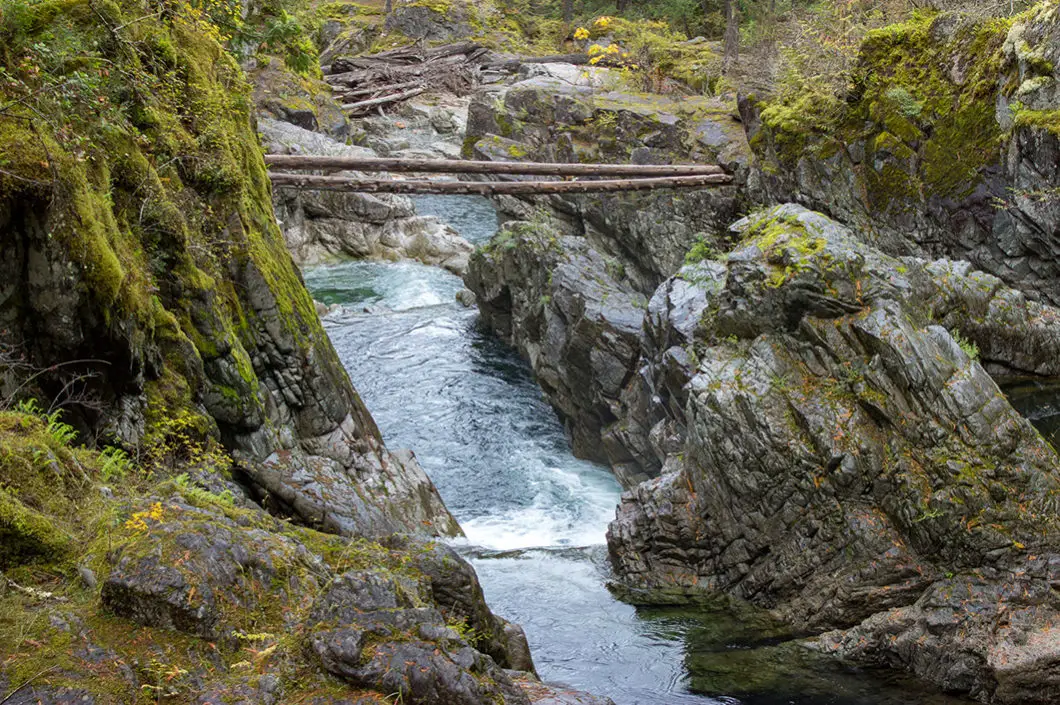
[322, 42, 490, 115]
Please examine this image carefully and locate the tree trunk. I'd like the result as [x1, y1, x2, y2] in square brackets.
[563, 0, 573, 24]
[722, 0, 739, 74]
[385, 0, 393, 13]
[264, 155, 727, 177]
[268, 173, 733, 195]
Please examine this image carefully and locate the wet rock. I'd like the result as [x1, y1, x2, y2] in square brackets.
[605, 205, 1060, 702]
[306, 568, 530, 705]
[455, 288, 477, 307]
[465, 220, 647, 471]
[511, 673, 617, 705]
[386, 536, 537, 672]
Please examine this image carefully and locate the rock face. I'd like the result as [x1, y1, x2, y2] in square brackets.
[464, 63, 752, 482]
[0, 0, 466, 541]
[250, 58, 350, 138]
[465, 62, 750, 294]
[741, 4, 1060, 306]
[465, 220, 649, 483]
[260, 118, 474, 274]
[604, 205, 1060, 703]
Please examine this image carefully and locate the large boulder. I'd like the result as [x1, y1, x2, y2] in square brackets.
[606, 205, 1060, 702]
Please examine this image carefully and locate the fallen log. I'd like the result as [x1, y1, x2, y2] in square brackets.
[268, 173, 733, 195]
[337, 80, 424, 100]
[325, 55, 468, 87]
[326, 42, 486, 76]
[264, 155, 727, 177]
[341, 87, 426, 112]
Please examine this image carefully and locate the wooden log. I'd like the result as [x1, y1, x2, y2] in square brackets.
[267, 173, 732, 194]
[326, 42, 483, 75]
[341, 87, 426, 112]
[263, 155, 727, 177]
[338, 80, 423, 100]
[325, 55, 467, 87]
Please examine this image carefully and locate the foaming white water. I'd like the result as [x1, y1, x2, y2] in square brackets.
[460, 453, 622, 550]
[462, 502, 610, 550]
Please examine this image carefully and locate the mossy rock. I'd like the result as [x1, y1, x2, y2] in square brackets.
[755, 9, 1015, 203]
[0, 488, 74, 569]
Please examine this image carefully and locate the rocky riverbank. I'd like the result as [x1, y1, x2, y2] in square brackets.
[461, 4, 1060, 701]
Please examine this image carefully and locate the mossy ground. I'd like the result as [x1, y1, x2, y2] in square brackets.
[0, 407, 428, 702]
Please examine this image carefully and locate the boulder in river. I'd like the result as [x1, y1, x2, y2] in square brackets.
[606, 204, 1060, 703]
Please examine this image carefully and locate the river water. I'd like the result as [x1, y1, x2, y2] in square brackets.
[303, 196, 970, 705]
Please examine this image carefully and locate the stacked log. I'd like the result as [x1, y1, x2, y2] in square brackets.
[322, 42, 491, 115]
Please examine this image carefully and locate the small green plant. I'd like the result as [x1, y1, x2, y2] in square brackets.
[260, 11, 317, 75]
[16, 399, 77, 446]
[951, 330, 980, 361]
[685, 237, 718, 265]
[173, 473, 235, 508]
[884, 86, 923, 118]
[590, 110, 618, 132]
[446, 616, 482, 646]
[99, 446, 133, 482]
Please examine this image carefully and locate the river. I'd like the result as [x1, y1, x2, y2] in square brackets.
[303, 195, 971, 705]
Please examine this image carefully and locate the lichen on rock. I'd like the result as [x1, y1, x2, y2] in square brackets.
[605, 204, 1060, 702]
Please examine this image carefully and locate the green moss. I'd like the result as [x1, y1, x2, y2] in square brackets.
[756, 10, 1015, 206]
[0, 487, 75, 568]
[685, 237, 718, 265]
[1011, 107, 1060, 135]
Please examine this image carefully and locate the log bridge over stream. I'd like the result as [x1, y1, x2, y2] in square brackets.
[264, 155, 732, 196]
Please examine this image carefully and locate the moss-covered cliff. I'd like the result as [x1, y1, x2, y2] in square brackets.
[0, 0, 458, 538]
[742, 2, 1060, 306]
[0, 1, 556, 701]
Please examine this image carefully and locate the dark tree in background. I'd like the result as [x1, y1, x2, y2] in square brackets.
[722, 0, 739, 72]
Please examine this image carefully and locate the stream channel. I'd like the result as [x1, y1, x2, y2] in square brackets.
[303, 195, 972, 705]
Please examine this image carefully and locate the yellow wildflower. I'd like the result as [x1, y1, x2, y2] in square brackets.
[125, 502, 165, 532]
[573, 27, 590, 40]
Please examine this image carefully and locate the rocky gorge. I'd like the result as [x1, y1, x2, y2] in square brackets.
[461, 3, 1060, 704]
[4, 0, 1060, 704]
